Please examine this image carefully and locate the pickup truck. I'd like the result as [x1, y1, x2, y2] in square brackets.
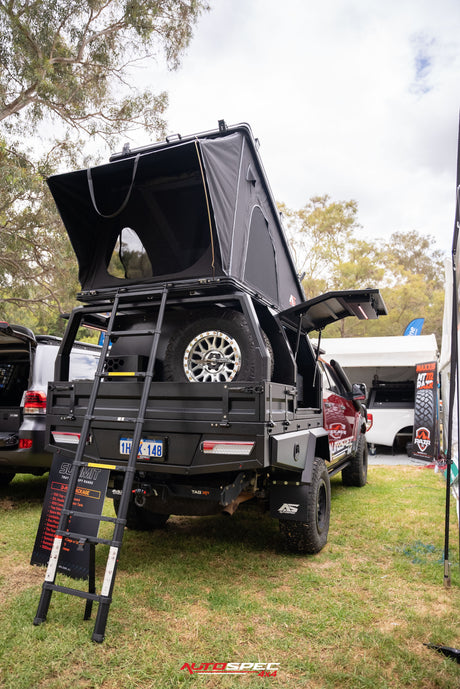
[43, 121, 386, 553]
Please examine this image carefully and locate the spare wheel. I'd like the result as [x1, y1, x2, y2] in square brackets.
[164, 309, 273, 383]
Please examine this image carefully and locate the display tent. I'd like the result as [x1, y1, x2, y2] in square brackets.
[47, 123, 304, 311]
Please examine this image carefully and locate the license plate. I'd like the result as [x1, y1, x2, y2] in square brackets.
[119, 437, 163, 459]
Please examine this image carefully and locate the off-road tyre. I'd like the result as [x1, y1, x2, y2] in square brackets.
[342, 433, 368, 487]
[164, 309, 273, 383]
[279, 456, 331, 554]
[113, 497, 169, 531]
[414, 388, 434, 429]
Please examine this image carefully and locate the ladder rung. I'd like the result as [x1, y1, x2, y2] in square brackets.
[97, 371, 147, 379]
[110, 329, 158, 337]
[66, 458, 130, 472]
[43, 582, 104, 603]
[56, 531, 121, 547]
[61, 510, 123, 525]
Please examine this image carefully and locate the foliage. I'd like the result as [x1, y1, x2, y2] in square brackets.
[281, 196, 445, 341]
[0, 0, 208, 139]
[0, 0, 208, 332]
[0, 140, 81, 333]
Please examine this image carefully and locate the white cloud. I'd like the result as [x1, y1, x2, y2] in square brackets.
[125, 0, 460, 253]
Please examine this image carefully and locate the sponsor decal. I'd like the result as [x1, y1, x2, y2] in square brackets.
[329, 422, 347, 441]
[180, 662, 279, 677]
[289, 294, 297, 307]
[414, 427, 431, 453]
[330, 438, 353, 458]
[277, 503, 299, 514]
[416, 370, 435, 390]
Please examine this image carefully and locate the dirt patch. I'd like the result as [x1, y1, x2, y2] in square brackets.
[0, 562, 43, 604]
[0, 497, 16, 510]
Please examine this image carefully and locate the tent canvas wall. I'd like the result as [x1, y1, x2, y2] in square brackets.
[47, 123, 304, 311]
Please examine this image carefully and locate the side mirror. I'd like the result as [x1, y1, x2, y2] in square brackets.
[352, 382, 367, 401]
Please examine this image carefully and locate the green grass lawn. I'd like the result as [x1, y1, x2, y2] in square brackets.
[0, 466, 459, 689]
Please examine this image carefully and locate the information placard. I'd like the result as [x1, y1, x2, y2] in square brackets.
[31, 454, 109, 580]
[410, 361, 439, 461]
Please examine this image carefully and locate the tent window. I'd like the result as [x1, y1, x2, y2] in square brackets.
[108, 227, 153, 280]
[244, 207, 278, 301]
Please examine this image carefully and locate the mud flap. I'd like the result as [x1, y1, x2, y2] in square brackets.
[269, 483, 310, 522]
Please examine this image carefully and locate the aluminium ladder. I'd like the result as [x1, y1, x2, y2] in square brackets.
[33, 285, 169, 642]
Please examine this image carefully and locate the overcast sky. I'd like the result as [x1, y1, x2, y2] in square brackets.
[125, 0, 460, 255]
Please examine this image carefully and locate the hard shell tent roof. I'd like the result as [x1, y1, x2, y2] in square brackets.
[47, 122, 304, 311]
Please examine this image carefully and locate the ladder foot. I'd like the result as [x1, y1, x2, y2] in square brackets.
[92, 632, 105, 643]
[34, 587, 53, 627]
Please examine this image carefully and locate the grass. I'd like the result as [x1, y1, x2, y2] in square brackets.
[0, 465, 459, 689]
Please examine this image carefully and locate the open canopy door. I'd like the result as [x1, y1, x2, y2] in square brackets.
[278, 289, 387, 332]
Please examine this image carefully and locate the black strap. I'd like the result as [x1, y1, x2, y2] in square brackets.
[87, 154, 140, 219]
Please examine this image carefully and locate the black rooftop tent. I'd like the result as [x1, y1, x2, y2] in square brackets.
[47, 122, 304, 311]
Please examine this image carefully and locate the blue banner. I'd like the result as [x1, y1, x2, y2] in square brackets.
[404, 318, 424, 336]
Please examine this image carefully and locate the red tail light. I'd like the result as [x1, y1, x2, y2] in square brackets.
[19, 438, 33, 449]
[24, 390, 47, 414]
[366, 413, 373, 432]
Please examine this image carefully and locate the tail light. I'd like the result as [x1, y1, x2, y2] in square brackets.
[202, 440, 254, 455]
[366, 413, 373, 432]
[24, 390, 47, 414]
[19, 438, 33, 449]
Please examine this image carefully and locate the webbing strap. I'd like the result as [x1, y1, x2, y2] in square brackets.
[87, 154, 140, 219]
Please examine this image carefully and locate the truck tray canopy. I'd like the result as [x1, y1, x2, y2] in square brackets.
[278, 289, 387, 332]
[47, 122, 303, 311]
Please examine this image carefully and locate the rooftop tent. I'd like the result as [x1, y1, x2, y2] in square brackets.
[47, 123, 304, 310]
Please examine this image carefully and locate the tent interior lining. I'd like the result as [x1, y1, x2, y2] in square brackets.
[48, 142, 221, 291]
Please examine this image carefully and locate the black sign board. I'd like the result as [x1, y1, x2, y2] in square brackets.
[31, 454, 109, 579]
[410, 361, 439, 461]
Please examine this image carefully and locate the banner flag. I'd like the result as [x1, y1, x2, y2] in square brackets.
[31, 454, 109, 580]
[410, 361, 439, 461]
[404, 318, 424, 336]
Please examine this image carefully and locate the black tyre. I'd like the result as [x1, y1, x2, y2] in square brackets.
[342, 433, 368, 487]
[113, 497, 169, 531]
[279, 456, 331, 554]
[164, 309, 273, 383]
[414, 388, 434, 429]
